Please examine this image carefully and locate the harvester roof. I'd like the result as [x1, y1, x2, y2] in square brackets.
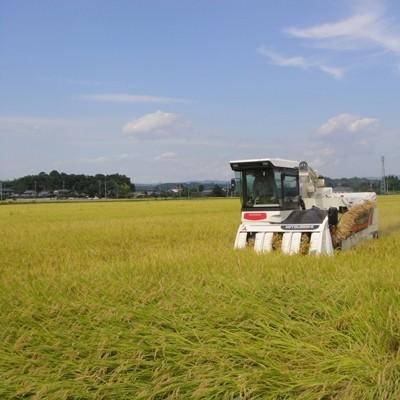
[230, 158, 299, 170]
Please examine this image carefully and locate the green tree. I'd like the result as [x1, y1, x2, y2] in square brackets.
[387, 175, 400, 192]
[118, 183, 131, 198]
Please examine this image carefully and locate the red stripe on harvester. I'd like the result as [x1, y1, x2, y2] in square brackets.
[243, 212, 267, 221]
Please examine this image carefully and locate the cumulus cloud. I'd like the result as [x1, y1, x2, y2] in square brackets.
[305, 113, 381, 173]
[122, 110, 191, 140]
[82, 93, 185, 103]
[258, 47, 344, 79]
[285, 5, 400, 54]
[317, 113, 379, 136]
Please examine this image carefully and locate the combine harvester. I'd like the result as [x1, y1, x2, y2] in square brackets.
[230, 159, 378, 255]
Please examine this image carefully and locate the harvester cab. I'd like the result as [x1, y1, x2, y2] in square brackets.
[230, 158, 378, 255]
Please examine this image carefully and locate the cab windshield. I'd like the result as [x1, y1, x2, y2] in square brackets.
[239, 168, 299, 210]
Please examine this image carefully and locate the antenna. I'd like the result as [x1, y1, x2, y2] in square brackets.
[381, 156, 386, 194]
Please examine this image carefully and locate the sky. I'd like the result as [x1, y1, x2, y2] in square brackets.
[1, 0, 400, 182]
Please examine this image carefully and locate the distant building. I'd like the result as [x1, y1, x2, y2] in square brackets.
[21, 190, 36, 198]
[0, 188, 15, 199]
[53, 189, 70, 197]
[38, 191, 52, 198]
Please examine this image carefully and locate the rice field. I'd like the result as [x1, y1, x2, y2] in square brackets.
[1, 196, 400, 399]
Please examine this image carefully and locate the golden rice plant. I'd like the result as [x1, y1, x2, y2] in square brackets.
[0, 196, 399, 399]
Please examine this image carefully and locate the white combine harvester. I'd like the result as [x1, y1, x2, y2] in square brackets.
[230, 158, 378, 255]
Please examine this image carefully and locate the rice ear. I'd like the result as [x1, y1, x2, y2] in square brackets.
[333, 201, 375, 242]
[300, 233, 311, 254]
[272, 233, 283, 251]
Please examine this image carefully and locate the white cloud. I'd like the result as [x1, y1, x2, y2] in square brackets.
[82, 93, 185, 103]
[317, 113, 379, 136]
[122, 110, 191, 140]
[260, 3, 400, 79]
[257, 46, 344, 79]
[153, 152, 177, 161]
[305, 112, 381, 174]
[285, 7, 400, 54]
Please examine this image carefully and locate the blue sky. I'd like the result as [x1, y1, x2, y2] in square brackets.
[1, 0, 399, 182]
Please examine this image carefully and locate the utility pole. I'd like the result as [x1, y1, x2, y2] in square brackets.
[104, 176, 107, 199]
[34, 180, 37, 197]
[381, 156, 387, 195]
[0, 181, 2, 201]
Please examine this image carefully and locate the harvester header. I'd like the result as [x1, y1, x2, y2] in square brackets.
[230, 158, 378, 255]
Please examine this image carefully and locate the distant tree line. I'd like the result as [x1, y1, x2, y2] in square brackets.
[385, 175, 400, 192]
[135, 183, 231, 198]
[324, 177, 381, 193]
[3, 171, 135, 198]
[324, 176, 400, 193]
[2, 171, 397, 200]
